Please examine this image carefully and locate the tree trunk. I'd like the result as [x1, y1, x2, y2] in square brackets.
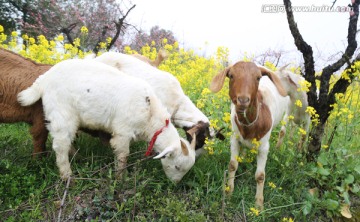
[307, 123, 325, 161]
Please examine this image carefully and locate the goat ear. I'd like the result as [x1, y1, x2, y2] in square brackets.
[210, 67, 230, 93]
[153, 146, 174, 159]
[259, 66, 287, 97]
[180, 140, 189, 156]
[278, 63, 290, 72]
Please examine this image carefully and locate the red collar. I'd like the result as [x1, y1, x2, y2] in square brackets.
[145, 119, 170, 156]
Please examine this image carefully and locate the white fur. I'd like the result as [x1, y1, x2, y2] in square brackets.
[94, 52, 211, 156]
[94, 52, 209, 129]
[276, 68, 311, 131]
[18, 59, 195, 182]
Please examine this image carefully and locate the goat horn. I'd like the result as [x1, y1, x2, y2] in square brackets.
[153, 146, 174, 159]
[190, 133, 196, 150]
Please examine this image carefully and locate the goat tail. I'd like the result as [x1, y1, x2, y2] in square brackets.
[17, 82, 42, 106]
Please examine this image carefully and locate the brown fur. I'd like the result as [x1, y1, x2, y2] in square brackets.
[183, 121, 210, 150]
[0, 48, 51, 157]
[234, 94, 272, 140]
[211, 61, 289, 209]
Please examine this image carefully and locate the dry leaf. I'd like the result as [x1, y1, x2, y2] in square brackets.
[308, 187, 319, 197]
[340, 204, 352, 219]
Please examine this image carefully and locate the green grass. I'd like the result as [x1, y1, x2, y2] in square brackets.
[0, 120, 360, 221]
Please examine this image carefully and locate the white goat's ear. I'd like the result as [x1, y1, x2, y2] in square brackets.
[181, 140, 189, 156]
[210, 67, 230, 93]
[278, 63, 290, 72]
[153, 146, 174, 159]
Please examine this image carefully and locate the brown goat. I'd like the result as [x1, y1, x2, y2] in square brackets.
[0, 48, 51, 157]
[210, 62, 290, 209]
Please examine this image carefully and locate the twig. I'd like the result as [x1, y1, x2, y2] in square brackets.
[261, 202, 305, 213]
[132, 165, 137, 222]
[57, 177, 71, 222]
[221, 170, 227, 220]
[242, 199, 247, 222]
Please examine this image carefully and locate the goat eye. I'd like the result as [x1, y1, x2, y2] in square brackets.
[257, 76, 261, 81]
[228, 74, 233, 79]
[175, 166, 180, 171]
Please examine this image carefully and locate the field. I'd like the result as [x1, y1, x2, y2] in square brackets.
[1, 30, 360, 221]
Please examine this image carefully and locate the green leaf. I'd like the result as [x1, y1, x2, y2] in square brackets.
[303, 201, 312, 215]
[354, 165, 360, 175]
[343, 191, 350, 204]
[345, 174, 355, 185]
[317, 153, 328, 166]
[318, 167, 330, 176]
[352, 184, 360, 193]
[324, 199, 339, 211]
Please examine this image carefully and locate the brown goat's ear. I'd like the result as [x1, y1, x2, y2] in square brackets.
[259, 67, 287, 97]
[210, 67, 230, 93]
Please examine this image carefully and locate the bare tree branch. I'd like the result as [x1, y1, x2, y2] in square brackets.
[284, 0, 359, 157]
[283, 0, 317, 108]
[108, 4, 136, 50]
[320, 1, 359, 122]
[60, 23, 78, 47]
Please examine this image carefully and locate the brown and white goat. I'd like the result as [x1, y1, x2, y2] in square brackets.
[0, 48, 51, 157]
[210, 61, 289, 209]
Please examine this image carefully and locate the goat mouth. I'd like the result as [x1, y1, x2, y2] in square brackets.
[236, 105, 248, 113]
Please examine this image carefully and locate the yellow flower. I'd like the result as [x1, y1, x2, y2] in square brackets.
[305, 106, 316, 116]
[210, 119, 218, 129]
[11, 31, 18, 37]
[99, 42, 106, 49]
[251, 138, 261, 149]
[235, 155, 243, 163]
[224, 185, 230, 192]
[162, 38, 168, 44]
[56, 35, 64, 42]
[80, 26, 88, 34]
[288, 115, 295, 120]
[268, 182, 277, 189]
[0, 25, 3, 32]
[73, 38, 81, 47]
[196, 99, 205, 109]
[250, 207, 259, 216]
[298, 79, 311, 92]
[348, 113, 354, 119]
[298, 127, 307, 135]
[223, 112, 231, 123]
[29, 37, 36, 44]
[282, 217, 294, 222]
[295, 100, 302, 107]
[106, 37, 112, 44]
[22, 34, 29, 40]
[322, 144, 329, 149]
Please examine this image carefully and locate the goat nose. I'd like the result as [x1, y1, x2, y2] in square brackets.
[238, 97, 250, 105]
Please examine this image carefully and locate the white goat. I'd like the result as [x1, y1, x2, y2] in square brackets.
[210, 61, 290, 209]
[18, 59, 196, 182]
[94, 52, 214, 155]
[275, 66, 311, 149]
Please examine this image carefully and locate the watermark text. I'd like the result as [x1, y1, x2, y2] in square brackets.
[261, 4, 352, 13]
